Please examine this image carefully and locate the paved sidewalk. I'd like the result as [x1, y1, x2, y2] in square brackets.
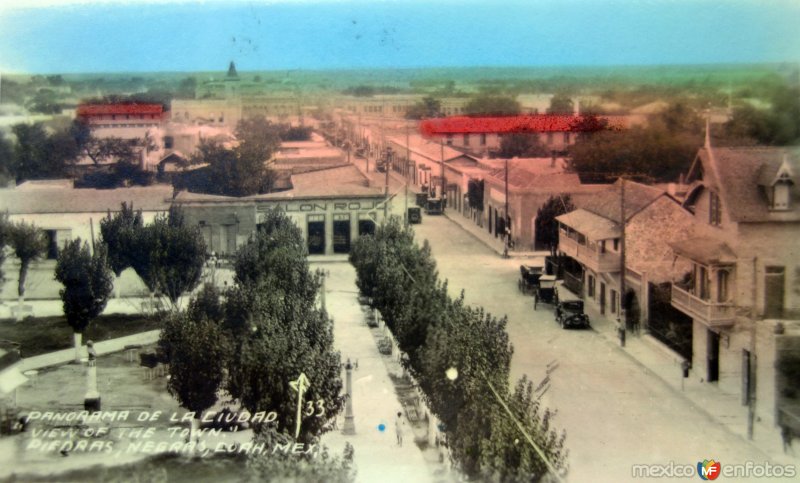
[313, 261, 437, 483]
[442, 208, 546, 260]
[566, 286, 799, 467]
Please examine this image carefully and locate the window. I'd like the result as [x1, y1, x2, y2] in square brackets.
[480, 133, 487, 146]
[45, 230, 59, 259]
[546, 133, 554, 144]
[563, 132, 571, 144]
[446, 135, 453, 146]
[463, 134, 470, 146]
[613, 238, 619, 251]
[709, 191, 722, 226]
[717, 270, 730, 302]
[163, 136, 174, 149]
[610, 289, 618, 313]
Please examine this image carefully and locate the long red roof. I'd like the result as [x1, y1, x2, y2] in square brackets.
[77, 103, 164, 117]
[420, 114, 627, 136]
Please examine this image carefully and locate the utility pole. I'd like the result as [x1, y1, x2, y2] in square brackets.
[384, 147, 392, 219]
[405, 119, 410, 227]
[618, 177, 626, 347]
[504, 158, 509, 258]
[440, 138, 445, 206]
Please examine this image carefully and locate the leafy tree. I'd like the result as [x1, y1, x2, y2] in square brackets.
[8, 221, 48, 320]
[535, 194, 576, 253]
[415, 306, 513, 477]
[54, 239, 114, 361]
[235, 116, 282, 161]
[27, 89, 63, 114]
[547, 94, 574, 115]
[11, 123, 78, 181]
[100, 202, 144, 297]
[129, 205, 206, 308]
[246, 437, 355, 483]
[405, 96, 443, 120]
[233, 208, 307, 284]
[278, 124, 313, 141]
[568, 125, 696, 183]
[190, 138, 276, 197]
[187, 282, 224, 324]
[497, 133, 549, 158]
[0, 132, 13, 181]
[0, 213, 8, 291]
[161, 309, 228, 435]
[70, 120, 140, 165]
[465, 95, 521, 116]
[482, 376, 568, 481]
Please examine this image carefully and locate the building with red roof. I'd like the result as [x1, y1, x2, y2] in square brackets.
[420, 114, 628, 157]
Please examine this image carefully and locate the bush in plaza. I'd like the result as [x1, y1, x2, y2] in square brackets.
[54, 239, 114, 362]
[349, 217, 569, 480]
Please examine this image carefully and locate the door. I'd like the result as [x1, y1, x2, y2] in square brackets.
[307, 218, 325, 255]
[764, 266, 785, 318]
[358, 219, 375, 236]
[333, 216, 351, 253]
[742, 350, 752, 406]
[707, 329, 720, 382]
[600, 283, 606, 315]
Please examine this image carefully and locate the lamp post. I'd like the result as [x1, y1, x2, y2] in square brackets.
[84, 340, 100, 411]
[342, 358, 356, 435]
[618, 177, 627, 347]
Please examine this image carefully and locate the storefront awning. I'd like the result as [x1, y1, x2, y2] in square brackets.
[669, 237, 736, 266]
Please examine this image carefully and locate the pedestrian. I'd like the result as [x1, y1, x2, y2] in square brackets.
[395, 411, 405, 447]
[782, 425, 794, 454]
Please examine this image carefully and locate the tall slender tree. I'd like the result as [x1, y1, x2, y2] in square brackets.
[8, 221, 47, 321]
[99, 202, 143, 297]
[54, 239, 114, 362]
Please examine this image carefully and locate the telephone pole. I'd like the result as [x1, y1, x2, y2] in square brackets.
[618, 177, 626, 347]
[504, 158, 510, 258]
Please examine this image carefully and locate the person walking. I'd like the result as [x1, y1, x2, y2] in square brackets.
[395, 411, 405, 447]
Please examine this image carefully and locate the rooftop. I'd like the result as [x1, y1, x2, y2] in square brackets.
[420, 114, 628, 135]
[698, 147, 800, 222]
[77, 103, 164, 117]
[557, 208, 621, 240]
[0, 184, 173, 215]
[582, 179, 666, 223]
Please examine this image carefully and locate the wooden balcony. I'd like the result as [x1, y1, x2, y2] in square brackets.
[671, 284, 735, 327]
[558, 233, 620, 273]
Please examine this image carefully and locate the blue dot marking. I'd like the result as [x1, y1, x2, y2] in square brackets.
[378, 423, 386, 432]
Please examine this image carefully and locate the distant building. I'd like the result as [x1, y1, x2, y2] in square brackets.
[420, 114, 628, 157]
[177, 164, 386, 256]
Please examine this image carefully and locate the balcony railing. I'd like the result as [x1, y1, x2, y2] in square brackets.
[558, 233, 620, 273]
[671, 284, 735, 327]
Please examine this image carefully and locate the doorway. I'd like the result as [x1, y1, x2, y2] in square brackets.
[307, 216, 325, 255]
[600, 283, 606, 315]
[333, 215, 351, 253]
[707, 329, 720, 382]
[764, 266, 785, 318]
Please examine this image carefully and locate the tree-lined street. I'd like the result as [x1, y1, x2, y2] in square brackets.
[412, 213, 772, 482]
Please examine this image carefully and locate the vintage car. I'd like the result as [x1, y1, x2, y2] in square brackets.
[518, 264, 544, 295]
[408, 207, 422, 224]
[425, 197, 444, 215]
[533, 275, 558, 310]
[555, 294, 590, 329]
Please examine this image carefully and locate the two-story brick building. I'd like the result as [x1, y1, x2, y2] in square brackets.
[556, 180, 700, 330]
[668, 141, 800, 428]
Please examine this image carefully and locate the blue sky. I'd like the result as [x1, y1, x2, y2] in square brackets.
[0, 0, 798, 73]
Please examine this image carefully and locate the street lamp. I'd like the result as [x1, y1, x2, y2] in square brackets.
[342, 358, 356, 435]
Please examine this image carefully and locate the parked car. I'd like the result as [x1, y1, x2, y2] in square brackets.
[555, 296, 590, 329]
[518, 264, 544, 295]
[408, 207, 422, 224]
[425, 197, 443, 215]
[534, 275, 558, 310]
